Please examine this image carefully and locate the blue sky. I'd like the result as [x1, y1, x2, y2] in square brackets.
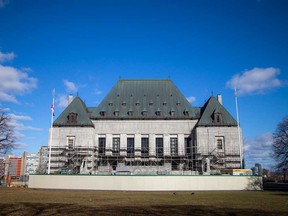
[0, 0, 287, 169]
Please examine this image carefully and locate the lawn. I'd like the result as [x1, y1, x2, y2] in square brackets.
[1, 187, 287, 215]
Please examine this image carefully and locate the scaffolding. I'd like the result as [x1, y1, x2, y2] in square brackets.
[48, 139, 241, 175]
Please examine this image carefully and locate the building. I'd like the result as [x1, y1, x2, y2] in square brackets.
[6, 157, 22, 179]
[0, 158, 4, 177]
[20, 152, 39, 176]
[49, 79, 243, 175]
[251, 163, 263, 176]
[38, 146, 48, 174]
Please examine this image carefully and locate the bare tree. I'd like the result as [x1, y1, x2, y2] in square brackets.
[272, 115, 288, 171]
[0, 111, 16, 155]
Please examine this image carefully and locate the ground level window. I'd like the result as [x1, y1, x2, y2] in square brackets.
[127, 138, 135, 156]
[185, 137, 192, 155]
[98, 137, 106, 156]
[141, 137, 149, 156]
[156, 137, 163, 157]
[112, 137, 120, 155]
[170, 138, 178, 156]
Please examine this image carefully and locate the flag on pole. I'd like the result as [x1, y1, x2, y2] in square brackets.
[51, 88, 55, 116]
[48, 88, 55, 174]
[51, 103, 55, 116]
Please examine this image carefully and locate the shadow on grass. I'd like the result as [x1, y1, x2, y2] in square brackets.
[0, 203, 285, 216]
[273, 193, 288, 196]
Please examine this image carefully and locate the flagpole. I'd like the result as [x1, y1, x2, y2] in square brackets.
[48, 89, 55, 174]
[234, 87, 243, 169]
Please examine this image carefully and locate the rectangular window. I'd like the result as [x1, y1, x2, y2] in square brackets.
[112, 137, 120, 155]
[217, 139, 223, 149]
[185, 137, 192, 155]
[98, 137, 106, 156]
[156, 137, 163, 157]
[170, 138, 178, 156]
[141, 137, 149, 156]
[127, 138, 135, 157]
[216, 136, 224, 150]
[67, 136, 75, 149]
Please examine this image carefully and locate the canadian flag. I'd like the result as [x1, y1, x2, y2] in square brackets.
[51, 103, 55, 116]
[51, 89, 55, 117]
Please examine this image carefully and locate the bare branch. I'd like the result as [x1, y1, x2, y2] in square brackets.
[0, 112, 16, 155]
[272, 115, 288, 171]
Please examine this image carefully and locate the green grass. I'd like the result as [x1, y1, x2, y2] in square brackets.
[1, 187, 288, 215]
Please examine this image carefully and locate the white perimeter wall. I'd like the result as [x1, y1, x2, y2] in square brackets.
[29, 175, 261, 191]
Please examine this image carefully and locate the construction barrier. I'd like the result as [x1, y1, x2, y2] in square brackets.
[29, 174, 262, 191]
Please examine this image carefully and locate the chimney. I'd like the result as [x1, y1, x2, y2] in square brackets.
[217, 94, 222, 105]
[68, 94, 73, 105]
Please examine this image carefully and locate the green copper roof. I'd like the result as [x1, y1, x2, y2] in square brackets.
[197, 96, 238, 127]
[53, 96, 94, 127]
[91, 79, 199, 119]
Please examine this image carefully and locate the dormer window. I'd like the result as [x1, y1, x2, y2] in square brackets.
[176, 101, 181, 106]
[213, 109, 222, 123]
[183, 109, 189, 117]
[163, 101, 167, 106]
[149, 101, 153, 106]
[128, 110, 133, 116]
[170, 110, 175, 117]
[67, 112, 78, 124]
[100, 111, 106, 117]
[135, 101, 140, 106]
[114, 110, 119, 116]
[155, 110, 161, 116]
[122, 101, 126, 106]
[108, 102, 113, 106]
[142, 108, 147, 117]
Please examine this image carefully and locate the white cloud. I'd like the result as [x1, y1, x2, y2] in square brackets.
[0, 51, 15, 62]
[94, 88, 102, 95]
[9, 114, 32, 121]
[64, 80, 78, 93]
[226, 67, 285, 95]
[0, 107, 10, 112]
[57, 94, 68, 109]
[0, 0, 9, 8]
[0, 64, 37, 102]
[186, 96, 196, 103]
[244, 133, 275, 169]
[8, 113, 42, 131]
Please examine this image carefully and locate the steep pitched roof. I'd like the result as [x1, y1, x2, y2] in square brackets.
[91, 79, 199, 120]
[197, 96, 238, 127]
[53, 96, 94, 127]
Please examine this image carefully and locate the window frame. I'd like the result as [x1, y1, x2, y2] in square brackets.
[156, 137, 163, 157]
[127, 137, 135, 157]
[67, 136, 75, 149]
[112, 137, 120, 155]
[98, 137, 106, 156]
[215, 136, 225, 151]
[170, 137, 178, 156]
[141, 137, 149, 156]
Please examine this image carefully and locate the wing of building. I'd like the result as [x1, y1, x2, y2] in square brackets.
[49, 79, 243, 175]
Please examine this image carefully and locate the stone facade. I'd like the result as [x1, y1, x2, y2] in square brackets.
[48, 80, 243, 174]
